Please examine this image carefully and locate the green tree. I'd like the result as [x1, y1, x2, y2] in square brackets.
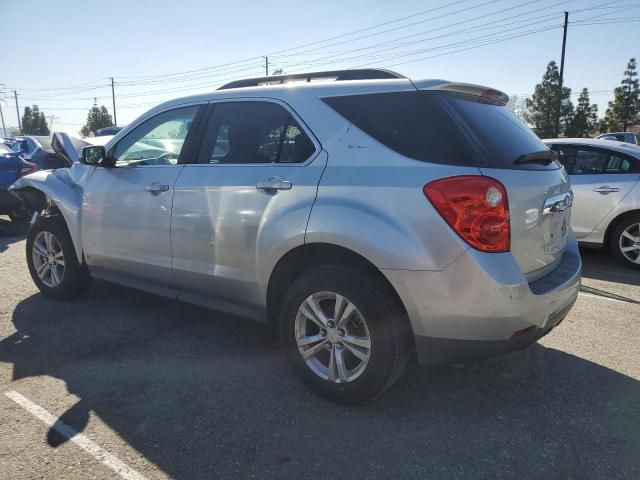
[566, 88, 598, 137]
[21, 106, 33, 134]
[271, 68, 284, 76]
[506, 94, 529, 122]
[82, 102, 114, 135]
[524, 61, 573, 137]
[604, 58, 640, 132]
[21, 105, 50, 135]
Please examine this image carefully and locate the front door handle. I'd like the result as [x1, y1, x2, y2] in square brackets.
[256, 177, 293, 192]
[145, 182, 170, 194]
[593, 186, 620, 194]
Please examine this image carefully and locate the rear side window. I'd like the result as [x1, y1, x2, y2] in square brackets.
[198, 102, 315, 164]
[550, 145, 640, 174]
[323, 91, 474, 166]
[606, 153, 640, 173]
[322, 90, 556, 170]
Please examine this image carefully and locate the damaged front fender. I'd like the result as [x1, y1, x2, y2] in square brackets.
[9, 167, 89, 262]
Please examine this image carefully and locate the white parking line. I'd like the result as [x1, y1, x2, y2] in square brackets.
[578, 291, 628, 304]
[4, 390, 149, 480]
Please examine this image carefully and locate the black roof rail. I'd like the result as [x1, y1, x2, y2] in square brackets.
[217, 68, 406, 90]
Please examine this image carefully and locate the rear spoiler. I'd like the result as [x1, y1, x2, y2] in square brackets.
[413, 80, 509, 105]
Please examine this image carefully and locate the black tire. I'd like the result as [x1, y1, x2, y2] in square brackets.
[610, 213, 640, 270]
[280, 264, 411, 404]
[26, 216, 91, 299]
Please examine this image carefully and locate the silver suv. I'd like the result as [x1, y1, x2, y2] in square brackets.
[11, 69, 581, 403]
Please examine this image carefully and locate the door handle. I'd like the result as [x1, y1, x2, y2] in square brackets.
[593, 186, 620, 194]
[256, 177, 293, 192]
[145, 182, 170, 193]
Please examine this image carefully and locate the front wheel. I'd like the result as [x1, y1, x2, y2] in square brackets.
[26, 217, 91, 299]
[280, 264, 410, 404]
[611, 214, 640, 270]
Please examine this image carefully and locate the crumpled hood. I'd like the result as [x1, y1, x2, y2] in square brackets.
[50, 132, 114, 166]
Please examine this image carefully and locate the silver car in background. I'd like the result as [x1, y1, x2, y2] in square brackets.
[11, 69, 581, 403]
[595, 132, 639, 145]
[545, 138, 640, 269]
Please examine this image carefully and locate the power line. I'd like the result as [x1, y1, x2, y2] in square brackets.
[382, 24, 562, 68]
[281, 9, 565, 71]
[285, 18, 565, 72]
[281, 0, 633, 72]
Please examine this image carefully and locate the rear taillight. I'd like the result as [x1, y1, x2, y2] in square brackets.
[19, 162, 38, 178]
[423, 175, 510, 252]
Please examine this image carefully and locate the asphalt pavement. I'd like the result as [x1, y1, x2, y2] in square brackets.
[1, 217, 638, 480]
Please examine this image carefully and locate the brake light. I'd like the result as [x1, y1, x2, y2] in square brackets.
[19, 162, 38, 178]
[423, 176, 510, 252]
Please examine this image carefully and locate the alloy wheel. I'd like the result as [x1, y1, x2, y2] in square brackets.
[619, 222, 640, 265]
[32, 231, 65, 288]
[295, 291, 372, 383]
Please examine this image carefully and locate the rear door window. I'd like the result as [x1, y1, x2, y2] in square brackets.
[198, 101, 315, 164]
[322, 90, 556, 170]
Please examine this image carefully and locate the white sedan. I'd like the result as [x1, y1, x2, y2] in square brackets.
[545, 138, 640, 269]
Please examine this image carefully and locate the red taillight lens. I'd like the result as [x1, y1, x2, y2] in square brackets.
[423, 175, 510, 252]
[19, 162, 38, 178]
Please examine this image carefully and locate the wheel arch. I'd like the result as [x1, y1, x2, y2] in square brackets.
[10, 171, 84, 262]
[266, 242, 411, 335]
[603, 209, 640, 251]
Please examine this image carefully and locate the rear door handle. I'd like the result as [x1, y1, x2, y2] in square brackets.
[145, 182, 170, 193]
[593, 186, 620, 194]
[256, 177, 293, 192]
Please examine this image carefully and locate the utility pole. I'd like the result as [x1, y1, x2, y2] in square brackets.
[623, 67, 632, 131]
[0, 100, 7, 137]
[263, 56, 269, 76]
[14, 90, 21, 132]
[46, 114, 58, 131]
[110, 77, 117, 127]
[555, 11, 569, 137]
[0, 85, 7, 137]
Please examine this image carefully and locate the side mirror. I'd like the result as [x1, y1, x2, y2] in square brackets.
[80, 145, 114, 167]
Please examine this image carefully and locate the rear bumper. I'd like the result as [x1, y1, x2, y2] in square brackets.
[0, 190, 22, 214]
[414, 295, 575, 365]
[383, 234, 581, 366]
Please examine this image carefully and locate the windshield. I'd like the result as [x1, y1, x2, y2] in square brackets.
[0, 143, 12, 154]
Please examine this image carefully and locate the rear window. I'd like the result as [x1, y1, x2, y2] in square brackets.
[322, 90, 557, 170]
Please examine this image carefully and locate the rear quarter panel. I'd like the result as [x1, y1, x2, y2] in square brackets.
[305, 125, 475, 271]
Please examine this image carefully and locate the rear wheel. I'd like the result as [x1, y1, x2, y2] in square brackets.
[611, 214, 640, 270]
[280, 264, 410, 404]
[26, 217, 91, 299]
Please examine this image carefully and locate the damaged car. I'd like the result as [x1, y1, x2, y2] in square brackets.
[10, 69, 581, 403]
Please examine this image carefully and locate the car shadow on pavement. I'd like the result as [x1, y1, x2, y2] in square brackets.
[0, 217, 28, 253]
[580, 246, 640, 287]
[1, 281, 639, 479]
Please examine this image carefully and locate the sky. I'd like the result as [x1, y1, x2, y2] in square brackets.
[0, 0, 638, 134]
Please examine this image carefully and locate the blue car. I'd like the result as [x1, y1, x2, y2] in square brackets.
[0, 143, 37, 221]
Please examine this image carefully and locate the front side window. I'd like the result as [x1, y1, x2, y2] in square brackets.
[198, 101, 315, 164]
[112, 106, 199, 167]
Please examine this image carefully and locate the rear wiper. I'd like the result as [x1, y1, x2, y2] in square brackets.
[513, 150, 558, 166]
